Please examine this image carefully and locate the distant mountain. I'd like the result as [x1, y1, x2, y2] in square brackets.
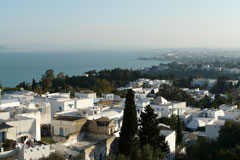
[0, 45, 8, 49]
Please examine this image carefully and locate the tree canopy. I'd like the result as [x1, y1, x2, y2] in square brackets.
[187, 120, 240, 160]
[139, 105, 167, 152]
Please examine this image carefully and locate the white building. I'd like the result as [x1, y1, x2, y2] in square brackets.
[86, 109, 123, 132]
[2, 90, 37, 103]
[151, 96, 186, 117]
[0, 99, 20, 109]
[205, 119, 225, 139]
[181, 88, 209, 101]
[18, 144, 54, 160]
[219, 104, 237, 111]
[75, 90, 96, 99]
[206, 109, 225, 120]
[0, 111, 41, 144]
[222, 109, 240, 120]
[160, 130, 176, 159]
[39, 92, 94, 117]
[102, 94, 114, 100]
[191, 79, 217, 88]
[225, 80, 239, 86]
[187, 119, 206, 130]
[135, 98, 151, 114]
[201, 65, 210, 70]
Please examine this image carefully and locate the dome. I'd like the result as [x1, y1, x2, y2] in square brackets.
[187, 119, 206, 129]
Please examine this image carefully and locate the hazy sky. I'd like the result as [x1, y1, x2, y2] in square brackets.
[1, 0, 240, 49]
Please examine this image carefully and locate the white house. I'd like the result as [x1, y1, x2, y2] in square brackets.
[219, 104, 237, 111]
[191, 79, 217, 88]
[43, 92, 94, 117]
[206, 109, 225, 120]
[222, 109, 240, 120]
[75, 90, 96, 99]
[5, 115, 40, 143]
[2, 90, 37, 103]
[181, 88, 209, 101]
[102, 94, 114, 100]
[86, 109, 123, 132]
[160, 130, 176, 159]
[75, 98, 94, 109]
[205, 119, 225, 139]
[0, 99, 20, 109]
[151, 96, 186, 117]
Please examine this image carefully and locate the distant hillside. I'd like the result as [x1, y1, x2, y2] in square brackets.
[0, 45, 8, 49]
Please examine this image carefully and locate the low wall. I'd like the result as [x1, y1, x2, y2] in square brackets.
[0, 148, 17, 159]
[18, 144, 54, 160]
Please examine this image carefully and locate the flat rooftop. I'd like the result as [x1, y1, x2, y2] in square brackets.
[78, 90, 95, 94]
[55, 116, 84, 121]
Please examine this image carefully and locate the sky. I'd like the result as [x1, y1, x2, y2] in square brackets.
[0, 0, 240, 49]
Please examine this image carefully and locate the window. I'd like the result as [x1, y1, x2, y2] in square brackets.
[68, 104, 73, 108]
[60, 128, 64, 136]
[38, 108, 43, 112]
[0, 132, 5, 142]
[58, 106, 62, 112]
[83, 111, 86, 115]
[52, 126, 54, 135]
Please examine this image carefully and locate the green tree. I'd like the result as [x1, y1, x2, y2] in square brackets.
[141, 144, 154, 160]
[187, 138, 218, 160]
[139, 105, 161, 149]
[157, 85, 195, 106]
[151, 89, 155, 94]
[158, 114, 178, 129]
[57, 72, 65, 79]
[43, 69, 54, 79]
[141, 144, 165, 160]
[16, 81, 31, 90]
[187, 121, 240, 160]
[218, 120, 240, 148]
[0, 81, 2, 89]
[211, 76, 230, 94]
[93, 79, 115, 95]
[32, 79, 37, 91]
[139, 105, 168, 158]
[41, 69, 54, 90]
[176, 115, 183, 146]
[118, 89, 138, 157]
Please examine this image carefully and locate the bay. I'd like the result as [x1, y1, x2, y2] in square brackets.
[0, 50, 160, 87]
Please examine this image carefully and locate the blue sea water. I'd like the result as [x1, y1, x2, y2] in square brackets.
[0, 50, 160, 87]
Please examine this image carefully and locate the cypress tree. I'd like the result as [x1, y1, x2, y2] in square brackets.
[32, 79, 37, 91]
[118, 89, 138, 156]
[176, 115, 183, 146]
[22, 81, 26, 89]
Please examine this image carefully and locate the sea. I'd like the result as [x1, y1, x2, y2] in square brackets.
[0, 50, 161, 87]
